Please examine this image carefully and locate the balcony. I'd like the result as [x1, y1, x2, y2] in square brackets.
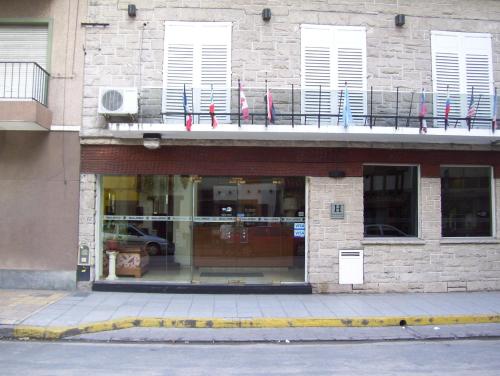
[106, 86, 499, 146]
[0, 62, 52, 131]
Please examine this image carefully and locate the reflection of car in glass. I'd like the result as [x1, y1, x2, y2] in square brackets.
[364, 224, 409, 237]
[103, 223, 173, 256]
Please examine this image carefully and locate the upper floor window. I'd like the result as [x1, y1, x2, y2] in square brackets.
[431, 31, 493, 128]
[0, 24, 49, 104]
[162, 22, 231, 124]
[301, 25, 367, 125]
[441, 166, 493, 237]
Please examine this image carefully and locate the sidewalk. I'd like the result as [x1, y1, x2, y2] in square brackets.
[1, 289, 500, 342]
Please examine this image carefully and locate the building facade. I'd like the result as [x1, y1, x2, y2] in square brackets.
[79, 0, 500, 293]
[0, 0, 86, 289]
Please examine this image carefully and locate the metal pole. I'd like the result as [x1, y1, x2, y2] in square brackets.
[337, 88, 344, 126]
[406, 92, 414, 127]
[265, 79, 268, 128]
[467, 86, 474, 131]
[318, 85, 322, 128]
[493, 87, 497, 133]
[471, 93, 481, 130]
[395, 87, 399, 130]
[238, 79, 241, 128]
[369, 86, 373, 129]
[183, 83, 187, 127]
[291, 84, 294, 128]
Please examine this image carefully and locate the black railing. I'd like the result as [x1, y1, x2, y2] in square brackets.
[133, 85, 500, 134]
[0, 62, 50, 106]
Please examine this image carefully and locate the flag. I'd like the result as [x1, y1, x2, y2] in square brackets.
[444, 90, 451, 128]
[183, 85, 192, 132]
[493, 88, 498, 130]
[419, 89, 427, 134]
[342, 85, 353, 128]
[240, 86, 249, 120]
[209, 85, 218, 129]
[265, 83, 276, 124]
[466, 92, 476, 129]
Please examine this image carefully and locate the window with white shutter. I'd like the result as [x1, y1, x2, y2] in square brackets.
[431, 31, 493, 128]
[301, 25, 367, 125]
[162, 22, 231, 124]
[0, 24, 49, 100]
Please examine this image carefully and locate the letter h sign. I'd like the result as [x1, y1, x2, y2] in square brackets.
[330, 203, 345, 219]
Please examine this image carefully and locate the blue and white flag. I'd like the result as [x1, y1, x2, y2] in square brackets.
[342, 86, 353, 128]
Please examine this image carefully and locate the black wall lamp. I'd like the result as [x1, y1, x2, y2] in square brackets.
[128, 4, 137, 18]
[262, 8, 272, 22]
[395, 14, 405, 27]
[329, 170, 346, 178]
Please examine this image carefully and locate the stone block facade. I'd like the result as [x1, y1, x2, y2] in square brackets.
[82, 0, 500, 135]
[308, 176, 500, 293]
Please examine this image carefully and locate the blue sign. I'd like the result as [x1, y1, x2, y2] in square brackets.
[294, 222, 305, 238]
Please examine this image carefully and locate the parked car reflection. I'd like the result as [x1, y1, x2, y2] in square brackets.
[103, 223, 173, 255]
[364, 224, 409, 237]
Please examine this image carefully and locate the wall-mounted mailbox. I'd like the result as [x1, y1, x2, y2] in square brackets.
[78, 244, 90, 266]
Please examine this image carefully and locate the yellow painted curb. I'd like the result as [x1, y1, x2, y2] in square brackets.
[12, 314, 500, 340]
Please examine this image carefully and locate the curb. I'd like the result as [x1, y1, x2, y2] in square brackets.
[9, 314, 500, 340]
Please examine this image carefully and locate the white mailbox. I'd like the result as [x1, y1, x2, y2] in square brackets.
[339, 250, 364, 284]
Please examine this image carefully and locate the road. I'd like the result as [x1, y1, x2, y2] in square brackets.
[1, 339, 499, 375]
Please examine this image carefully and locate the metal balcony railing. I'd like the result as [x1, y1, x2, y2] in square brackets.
[0, 62, 50, 106]
[125, 84, 500, 134]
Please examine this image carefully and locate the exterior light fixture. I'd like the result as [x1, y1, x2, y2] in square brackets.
[395, 14, 405, 27]
[262, 8, 272, 22]
[329, 170, 346, 178]
[128, 4, 137, 18]
[143, 133, 161, 150]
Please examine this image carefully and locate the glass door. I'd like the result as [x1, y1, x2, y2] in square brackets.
[100, 175, 305, 284]
[192, 177, 305, 284]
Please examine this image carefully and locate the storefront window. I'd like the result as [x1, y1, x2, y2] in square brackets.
[100, 175, 305, 284]
[441, 167, 492, 237]
[363, 165, 418, 237]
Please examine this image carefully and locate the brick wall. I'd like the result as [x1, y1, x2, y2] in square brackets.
[81, 145, 500, 176]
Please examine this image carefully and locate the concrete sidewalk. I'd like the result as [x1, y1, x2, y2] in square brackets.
[1, 290, 500, 341]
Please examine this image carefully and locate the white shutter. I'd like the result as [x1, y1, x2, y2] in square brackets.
[464, 34, 493, 127]
[0, 24, 49, 100]
[431, 31, 493, 128]
[162, 22, 231, 124]
[301, 26, 332, 125]
[198, 24, 231, 123]
[301, 25, 366, 125]
[335, 28, 367, 125]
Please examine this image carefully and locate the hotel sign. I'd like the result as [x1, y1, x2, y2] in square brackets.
[330, 203, 345, 219]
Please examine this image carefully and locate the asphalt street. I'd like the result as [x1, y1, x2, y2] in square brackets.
[1, 339, 500, 375]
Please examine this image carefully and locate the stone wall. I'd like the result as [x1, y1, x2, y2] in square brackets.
[82, 0, 500, 135]
[308, 176, 500, 293]
[78, 174, 98, 289]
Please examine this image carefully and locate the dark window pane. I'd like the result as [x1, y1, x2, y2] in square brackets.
[441, 167, 492, 237]
[363, 165, 418, 237]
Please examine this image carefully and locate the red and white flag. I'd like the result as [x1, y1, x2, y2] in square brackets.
[209, 85, 218, 129]
[240, 86, 249, 120]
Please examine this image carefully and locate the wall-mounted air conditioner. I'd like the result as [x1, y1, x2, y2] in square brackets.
[98, 87, 138, 116]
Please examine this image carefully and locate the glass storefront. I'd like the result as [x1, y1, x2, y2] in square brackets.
[100, 175, 306, 284]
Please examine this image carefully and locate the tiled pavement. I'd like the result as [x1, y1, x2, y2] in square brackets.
[0, 290, 67, 325]
[16, 291, 500, 327]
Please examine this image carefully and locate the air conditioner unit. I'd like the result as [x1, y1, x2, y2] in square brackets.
[98, 87, 138, 116]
